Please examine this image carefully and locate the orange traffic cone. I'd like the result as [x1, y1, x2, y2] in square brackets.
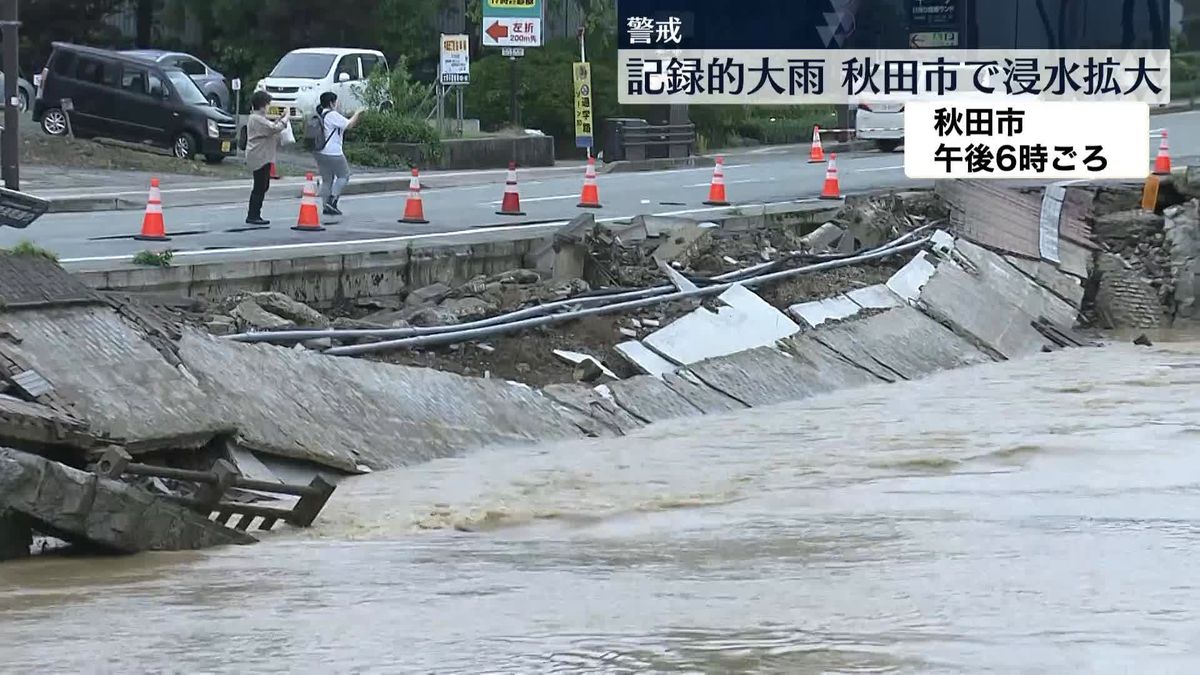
[291, 172, 325, 232]
[1154, 130, 1172, 175]
[703, 156, 730, 206]
[134, 177, 169, 241]
[269, 162, 280, 180]
[496, 161, 525, 216]
[577, 157, 602, 208]
[399, 167, 429, 224]
[820, 154, 843, 200]
[808, 125, 825, 163]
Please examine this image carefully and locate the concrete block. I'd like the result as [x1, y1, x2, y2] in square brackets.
[606, 375, 703, 423]
[643, 284, 800, 365]
[1003, 255, 1087, 309]
[541, 383, 643, 435]
[886, 252, 938, 302]
[800, 222, 846, 252]
[846, 284, 903, 310]
[652, 221, 713, 264]
[952, 238, 1080, 328]
[788, 294, 861, 328]
[917, 257, 1053, 359]
[614, 340, 677, 377]
[810, 306, 993, 381]
[688, 341, 879, 407]
[662, 371, 748, 414]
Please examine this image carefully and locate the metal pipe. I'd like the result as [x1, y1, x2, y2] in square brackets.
[323, 238, 930, 356]
[228, 229, 930, 346]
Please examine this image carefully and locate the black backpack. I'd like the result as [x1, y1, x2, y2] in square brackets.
[303, 108, 335, 151]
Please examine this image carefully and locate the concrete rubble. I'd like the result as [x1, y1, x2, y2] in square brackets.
[0, 184, 1113, 562]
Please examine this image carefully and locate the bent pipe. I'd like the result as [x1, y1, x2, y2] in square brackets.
[321, 238, 932, 356]
[227, 229, 932, 346]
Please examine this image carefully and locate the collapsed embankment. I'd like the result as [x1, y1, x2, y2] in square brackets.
[3, 177, 1154, 559]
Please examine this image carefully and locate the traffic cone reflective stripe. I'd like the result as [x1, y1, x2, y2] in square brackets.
[134, 177, 169, 241]
[269, 162, 280, 180]
[703, 155, 730, 206]
[1154, 130, 1172, 175]
[808, 125, 825, 163]
[577, 157, 602, 208]
[399, 167, 430, 224]
[291, 172, 325, 232]
[496, 161, 525, 216]
[820, 153, 843, 200]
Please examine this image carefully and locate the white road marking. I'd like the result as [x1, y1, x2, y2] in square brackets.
[855, 165, 906, 173]
[483, 194, 578, 206]
[59, 198, 831, 265]
[685, 177, 776, 188]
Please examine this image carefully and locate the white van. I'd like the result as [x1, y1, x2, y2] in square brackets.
[254, 48, 387, 121]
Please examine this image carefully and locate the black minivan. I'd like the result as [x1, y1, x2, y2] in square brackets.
[33, 42, 237, 163]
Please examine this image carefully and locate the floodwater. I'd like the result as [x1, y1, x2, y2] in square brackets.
[3, 339, 1200, 673]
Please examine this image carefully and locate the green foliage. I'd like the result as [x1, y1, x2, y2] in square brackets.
[354, 60, 436, 117]
[132, 249, 174, 267]
[349, 110, 440, 144]
[1, 240, 58, 261]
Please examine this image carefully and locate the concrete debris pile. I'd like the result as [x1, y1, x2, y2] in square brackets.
[1084, 173, 1200, 327]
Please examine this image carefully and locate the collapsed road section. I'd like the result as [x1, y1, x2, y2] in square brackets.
[7, 176, 1195, 560]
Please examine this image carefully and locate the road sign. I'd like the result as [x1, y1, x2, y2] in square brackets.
[439, 33, 471, 85]
[573, 62, 593, 149]
[501, 47, 525, 58]
[231, 78, 242, 91]
[909, 31, 959, 47]
[482, 0, 543, 48]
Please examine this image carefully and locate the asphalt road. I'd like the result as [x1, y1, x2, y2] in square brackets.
[8, 109, 1200, 263]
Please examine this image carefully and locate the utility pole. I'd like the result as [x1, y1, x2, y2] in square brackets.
[508, 56, 519, 127]
[1, 0, 18, 190]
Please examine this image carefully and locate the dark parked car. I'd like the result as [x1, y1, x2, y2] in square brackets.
[120, 49, 231, 110]
[33, 42, 237, 163]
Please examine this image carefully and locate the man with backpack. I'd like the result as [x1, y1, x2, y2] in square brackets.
[305, 92, 362, 216]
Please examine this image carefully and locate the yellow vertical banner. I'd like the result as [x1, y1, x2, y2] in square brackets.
[573, 61, 593, 149]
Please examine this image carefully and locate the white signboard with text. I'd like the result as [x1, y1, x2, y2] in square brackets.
[903, 100, 1150, 180]
[439, 34, 470, 85]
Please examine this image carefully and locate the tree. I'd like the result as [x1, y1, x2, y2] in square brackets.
[21, 0, 125, 71]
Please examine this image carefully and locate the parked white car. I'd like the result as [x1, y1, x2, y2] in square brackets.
[854, 101, 904, 152]
[254, 48, 388, 121]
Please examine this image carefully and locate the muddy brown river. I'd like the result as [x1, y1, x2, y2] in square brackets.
[2, 339, 1200, 673]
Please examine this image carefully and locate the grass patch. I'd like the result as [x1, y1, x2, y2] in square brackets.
[1, 240, 58, 261]
[132, 249, 174, 267]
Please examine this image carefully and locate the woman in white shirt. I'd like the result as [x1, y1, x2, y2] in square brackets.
[313, 91, 362, 216]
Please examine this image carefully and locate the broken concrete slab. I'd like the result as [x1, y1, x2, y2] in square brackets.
[553, 350, 617, 380]
[810, 305, 993, 381]
[0, 306, 232, 452]
[0, 447, 254, 554]
[788, 294, 861, 329]
[615, 340, 677, 378]
[886, 252, 938, 302]
[178, 331, 585, 472]
[405, 282, 452, 308]
[541, 383, 644, 435]
[231, 299, 294, 331]
[951, 238, 1080, 329]
[662, 371, 748, 415]
[644, 284, 800, 366]
[688, 341, 880, 408]
[916, 255, 1053, 359]
[1003, 255, 1087, 309]
[606, 375, 703, 423]
[247, 292, 328, 328]
[846, 284, 903, 310]
[653, 221, 713, 263]
[800, 222, 846, 252]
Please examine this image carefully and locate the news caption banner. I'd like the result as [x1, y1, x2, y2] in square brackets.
[903, 102, 1150, 180]
[615, 2, 1168, 180]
